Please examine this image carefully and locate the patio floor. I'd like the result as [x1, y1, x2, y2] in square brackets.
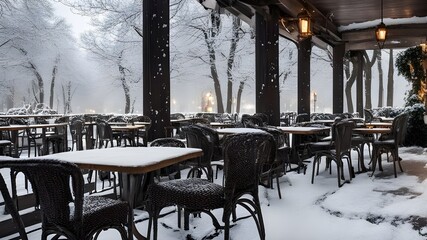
[3, 146, 427, 240]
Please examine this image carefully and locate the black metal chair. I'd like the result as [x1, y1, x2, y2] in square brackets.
[370, 113, 409, 178]
[150, 138, 185, 180]
[311, 121, 355, 187]
[147, 132, 274, 240]
[1, 159, 132, 240]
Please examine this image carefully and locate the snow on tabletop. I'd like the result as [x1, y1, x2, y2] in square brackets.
[216, 128, 265, 134]
[33, 147, 202, 168]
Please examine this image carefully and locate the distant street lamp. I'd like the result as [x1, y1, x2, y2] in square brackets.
[313, 91, 317, 112]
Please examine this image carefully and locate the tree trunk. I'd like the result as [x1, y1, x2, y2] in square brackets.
[119, 64, 131, 114]
[49, 56, 60, 109]
[386, 49, 394, 106]
[204, 11, 224, 113]
[363, 50, 377, 109]
[345, 56, 358, 112]
[19, 48, 44, 104]
[226, 17, 241, 113]
[236, 80, 245, 113]
[62, 81, 72, 114]
[376, 50, 383, 107]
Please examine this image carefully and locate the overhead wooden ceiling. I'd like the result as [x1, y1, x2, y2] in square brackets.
[205, 0, 427, 50]
[304, 0, 427, 50]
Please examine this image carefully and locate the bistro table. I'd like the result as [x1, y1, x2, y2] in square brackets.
[278, 126, 330, 173]
[35, 146, 203, 240]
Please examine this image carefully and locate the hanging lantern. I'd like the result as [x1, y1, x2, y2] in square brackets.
[375, 0, 387, 49]
[297, 10, 312, 38]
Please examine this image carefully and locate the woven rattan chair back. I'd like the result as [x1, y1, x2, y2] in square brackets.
[334, 121, 355, 155]
[241, 115, 264, 128]
[96, 121, 114, 148]
[150, 138, 185, 148]
[193, 123, 222, 160]
[393, 113, 409, 146]
[223, 132, 274, 198]
[1, 159, 131, 240]
[181, 125, 214, 180]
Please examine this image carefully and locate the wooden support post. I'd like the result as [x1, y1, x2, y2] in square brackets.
[297, 37, 312, 115]
[333, 44, 345, 114]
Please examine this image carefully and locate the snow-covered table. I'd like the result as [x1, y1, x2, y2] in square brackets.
[35, 147, 203, 240]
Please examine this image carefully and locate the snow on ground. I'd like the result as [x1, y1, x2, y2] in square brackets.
[2, 147, 427, 240]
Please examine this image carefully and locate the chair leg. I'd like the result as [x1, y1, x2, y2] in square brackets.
[276, 175, 282, 199]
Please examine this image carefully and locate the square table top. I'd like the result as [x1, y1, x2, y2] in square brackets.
[33, 147, 203, 174]
[277, 126, 330, 135]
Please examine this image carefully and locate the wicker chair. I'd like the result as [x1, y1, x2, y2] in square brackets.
[1, 159, 132, 240]
[258, 126, 289, 199]
[192, 123, 225, 179]
[96, 121, 116, 148]
[311, 121, 355, 187]
[181, 125, 214, 181]
[70, 119, 86, 151]
[370, 113, 409, 178]
[150, 138, 185, 180]
[147, 132, 274, 240]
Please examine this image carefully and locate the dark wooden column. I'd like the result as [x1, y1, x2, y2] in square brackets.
[297, 37, 312, 115]
[332, 44, 345, 114]
[255, 11, 280, 126]
[143, 0, 170, 140]
[355, 50, 364, 117]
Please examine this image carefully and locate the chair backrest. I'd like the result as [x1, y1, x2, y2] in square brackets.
[295, 113, 310, 123]
[181, 125, 214, 167]
[2, 159, 84, 228]
[253, 113, 269, 125]
[150, 138, 185, 148]
[97, 121, 114, 144]
[192, 123, 223, 161]
[241, 115, 264, 128]
[170, 113, 185, 120]
[364, 109, 374, 123]
[193, 123, 220, 146]
[70, 119, 84, 135]
[392, 113, 409, 145]
[334, 121, 355, 155]
[222, 133, 274, 198]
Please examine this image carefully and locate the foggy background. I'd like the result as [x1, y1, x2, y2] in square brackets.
[0, 0, 411, 116]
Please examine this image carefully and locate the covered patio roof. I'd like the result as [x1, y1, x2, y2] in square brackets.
[203, 0, 427, 50]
